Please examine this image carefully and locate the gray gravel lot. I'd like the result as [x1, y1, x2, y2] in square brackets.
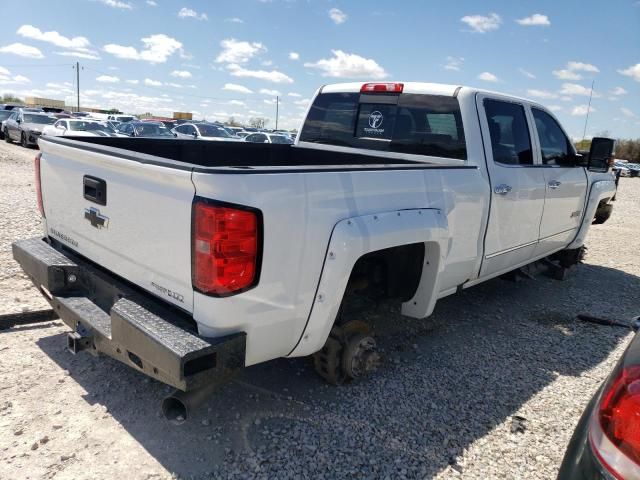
[1, 139, 639, 479]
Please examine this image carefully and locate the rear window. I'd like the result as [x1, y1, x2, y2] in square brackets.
[299, 92, 467, 160]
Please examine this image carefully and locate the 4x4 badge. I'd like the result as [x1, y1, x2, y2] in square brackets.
[84, 207, 109, 229]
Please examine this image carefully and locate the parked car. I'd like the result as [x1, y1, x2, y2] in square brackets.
[0, 103, 23, 110]
[244, 132, 294, 144]
[115, 121, 175, 138]
[626, 163, 640, 177]
[42, 119, 118, 137]
[172, 122, 241, 141]
[3, 110, 56, 147]
[17, 107, 45, 113]
[108, 114, 136, 123]
[71, 112, 92, 118]
[558, 320, 640, 479]
[226, 126, 245, 137]
[236, 131, 251, 139]
[12, 81, 617, 422]
[614, 160, 631, 177]
[0, 109, 13, 139]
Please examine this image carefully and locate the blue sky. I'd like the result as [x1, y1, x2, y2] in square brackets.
[0, 0, 638, 136]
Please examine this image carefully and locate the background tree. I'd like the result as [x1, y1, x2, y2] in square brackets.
[1, 94, 24, 104]
[249, 117, 269, 129]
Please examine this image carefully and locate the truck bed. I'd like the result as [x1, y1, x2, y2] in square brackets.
[41, 136, 475, 172]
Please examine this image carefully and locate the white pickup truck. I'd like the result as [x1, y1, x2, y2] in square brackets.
[13, 82, 616, 420]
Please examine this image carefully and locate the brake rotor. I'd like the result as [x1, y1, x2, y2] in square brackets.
[341, 333, 381, 379]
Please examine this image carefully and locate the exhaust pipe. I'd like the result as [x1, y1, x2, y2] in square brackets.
[162, 377, 229, 424]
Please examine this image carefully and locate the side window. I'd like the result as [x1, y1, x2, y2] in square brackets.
[484, 99, 533, 165]
[532, 108, 573, 166]
[187, 125, 197, 135]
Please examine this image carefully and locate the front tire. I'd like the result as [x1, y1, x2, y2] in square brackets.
[21, 132, 29, 148]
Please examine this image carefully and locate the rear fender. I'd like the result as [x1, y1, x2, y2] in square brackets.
[288, 208, 448, 357]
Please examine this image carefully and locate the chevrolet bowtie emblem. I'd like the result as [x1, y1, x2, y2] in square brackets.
[84, 207, 109, 229]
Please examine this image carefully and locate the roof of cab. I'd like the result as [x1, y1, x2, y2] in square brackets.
[319, 81, 543, 107]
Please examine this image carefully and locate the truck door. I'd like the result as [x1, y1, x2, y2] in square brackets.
[530, 107, 588, 255]
[476, 95, 546, 278]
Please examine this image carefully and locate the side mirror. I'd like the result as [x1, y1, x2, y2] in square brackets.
[587, 137, 615, 173]
[192, 132, 198, 138]
[16, 118, 21, 124]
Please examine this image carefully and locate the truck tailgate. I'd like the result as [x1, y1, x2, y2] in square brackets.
[39, 138, 195, 313]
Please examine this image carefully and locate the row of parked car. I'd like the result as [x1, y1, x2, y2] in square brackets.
[613, 159, 640, 177]
[0, 105, 295, 148]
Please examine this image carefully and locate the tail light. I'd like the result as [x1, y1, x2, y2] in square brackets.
[590, 365, 640, 479]
[192, 200, 261, 296]
[361, 83, 404, 93]
[34, 152, 45, 218]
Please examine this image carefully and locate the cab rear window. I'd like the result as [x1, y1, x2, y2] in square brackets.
[299, 92, 467, 160]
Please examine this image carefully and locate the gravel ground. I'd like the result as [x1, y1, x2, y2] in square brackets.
[1, 139, 639, 479]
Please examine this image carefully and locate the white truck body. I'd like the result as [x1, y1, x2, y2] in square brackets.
[20, 82, 616, 374]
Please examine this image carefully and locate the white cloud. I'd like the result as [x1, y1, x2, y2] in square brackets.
[216, 38, 266, 64]
[444, 56, 464, 71]
[228, 100, 246, 107]
[103, 34, 182, 63]
[287, 92, 302, 97]
[144, 78, 162, 86]
[96, 75, 119, 83]
[547, 105, 563, 112]
[304, 50, 387, 79]
[518, 68, 536, 79]
[516, 14, 550, 26]
[178, 7, 208, 20]
[225, 17, 244, 23]
[227, 64, 293, 84]
[223, 83, 253, 94]
[477, 71, 499, 82]
[54, 51, 101, 60]
[560, 83, 598, 97]
[610, 87, 628, 96]
[294, 99, 310, 107]
[0, 43, 44, 59]
[553, 69, 582, 80]
[17, 25, 90, 50]
[621, 107, 637, 118]
[126, 79, 139, 84]
[460, 13, 501, 33]
[527, 89, 558, 99]
[170, 70, 192, 78]
[329, 8, 347, 24]
[567, 61, 599, 73]
[98, 0, 132, 9]
[289, 52, 300, 61]
[260, 88, 281, 96]
[571, 105, 595, 116]
[261, 60, 273, 67]
[619, 63, 640, 82]
[0, 68, 30, 86]
[146, 0, 157, 5]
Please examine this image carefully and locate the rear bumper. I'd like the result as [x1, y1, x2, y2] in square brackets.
[12, 237, 246, 391]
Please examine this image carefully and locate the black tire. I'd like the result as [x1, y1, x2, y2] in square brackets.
[4, 129, 11, 143]
[21, 132, 29, 148]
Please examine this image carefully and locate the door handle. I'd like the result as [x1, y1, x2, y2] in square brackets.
[548, 180, 562, 189]
[494, 184, 512, 195]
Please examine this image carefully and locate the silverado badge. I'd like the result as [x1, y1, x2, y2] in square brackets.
[84, 207, 109, 229]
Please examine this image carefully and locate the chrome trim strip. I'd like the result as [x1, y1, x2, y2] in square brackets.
[485, 240, 538, 259]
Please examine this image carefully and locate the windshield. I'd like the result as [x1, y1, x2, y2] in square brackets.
[69, 121, 114, 132]
[24, 114, 56, 125]
[197, 124, 232, 138]
[269, 135, 294, 144]
[117, 116, 134, 122]
[136, 123, 173, 137]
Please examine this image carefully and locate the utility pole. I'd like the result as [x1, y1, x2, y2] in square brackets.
[275, 95, 279, 130]
[72, 61, 81, 112]
[582, 80, 595, 141]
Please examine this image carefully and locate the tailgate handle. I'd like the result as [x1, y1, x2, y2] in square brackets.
[83, 175, 107, 206]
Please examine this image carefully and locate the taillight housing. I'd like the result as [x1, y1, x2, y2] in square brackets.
[192, 199, 262, 297]
[34, 152, 45, 218]
[361, 82, 404, 93]
[590, 365, 640, 479]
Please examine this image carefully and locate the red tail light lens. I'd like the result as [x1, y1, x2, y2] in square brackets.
[361, 83, 404, 93]
[590, 365, 640, 479]
[192, 201, 261, 296]
[34, 152, 45, 218]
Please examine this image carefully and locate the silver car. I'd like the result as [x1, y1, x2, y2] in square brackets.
[172, 122, 242, 141]
[4, 110, 56, 147]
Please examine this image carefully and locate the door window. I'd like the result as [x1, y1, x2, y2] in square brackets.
[532, 108, 574, 166]
[484, 99, 533, 165]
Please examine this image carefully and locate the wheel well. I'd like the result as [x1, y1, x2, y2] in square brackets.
[345, 243, 425, 303]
